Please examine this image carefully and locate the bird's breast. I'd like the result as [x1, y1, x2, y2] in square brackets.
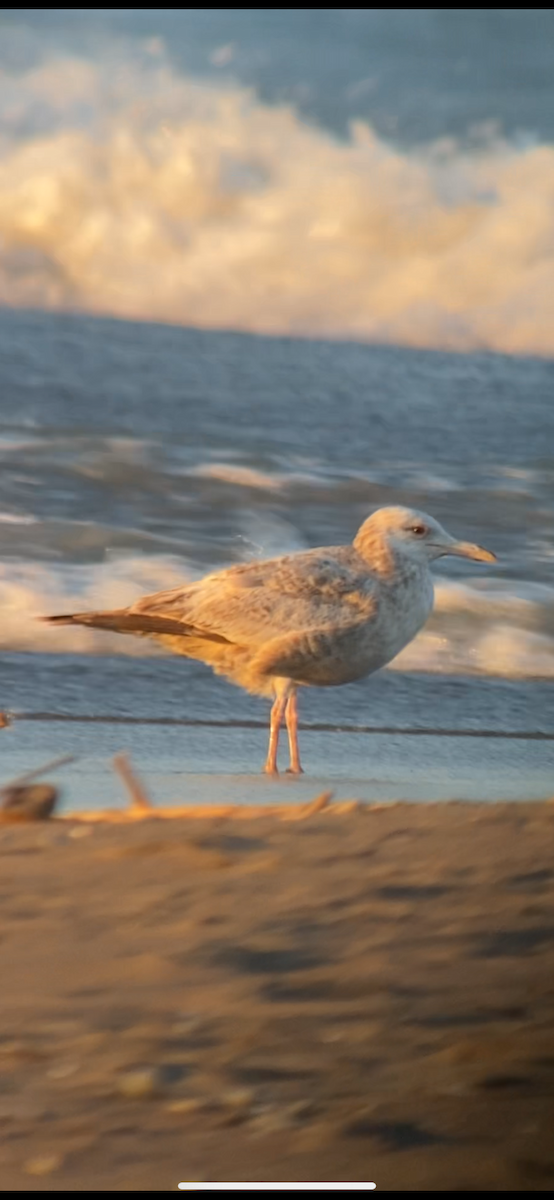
[373, 570, 434, 662]
[294, 571, 434, 688]
[345, 570, 431, 677]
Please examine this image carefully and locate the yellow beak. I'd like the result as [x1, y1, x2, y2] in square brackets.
[446, 540, 497, 563]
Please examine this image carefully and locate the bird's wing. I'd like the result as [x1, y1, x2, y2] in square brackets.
[129, 546, 378, 647]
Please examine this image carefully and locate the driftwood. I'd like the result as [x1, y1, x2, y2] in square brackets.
[64, 770, 345, 822]
[112, 753, 154, 814]
[0, 754, 75, 823]
[2, 754, 75, 789]
[0, 784, 58, 823]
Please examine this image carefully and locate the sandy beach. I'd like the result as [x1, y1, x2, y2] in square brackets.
[1, 798, 553, 1190]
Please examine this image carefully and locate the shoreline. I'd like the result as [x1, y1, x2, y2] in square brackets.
[2, 722, 552, 811]
[1, 799, 554, 1188]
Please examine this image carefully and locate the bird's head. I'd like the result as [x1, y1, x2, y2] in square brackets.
[354, 506, 497, 569]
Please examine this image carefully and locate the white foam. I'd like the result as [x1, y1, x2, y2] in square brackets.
[188, 463, 284, 490]
[0, 512, 37, 524]
[392, 578, 554, 678]
[392, 623, 554, 679]
[0, 556, 195, 656]
[1, 46, 554, 353]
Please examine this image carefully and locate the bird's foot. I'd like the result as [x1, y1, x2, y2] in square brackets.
[285, 766, 304, 775]
[263, 765, 280, 777]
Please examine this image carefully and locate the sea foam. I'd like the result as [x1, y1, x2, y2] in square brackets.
[1, 44, 554, 354]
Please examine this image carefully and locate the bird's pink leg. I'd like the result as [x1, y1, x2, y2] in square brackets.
[264, 693, 288, 775]
[285, 690, 303, 774]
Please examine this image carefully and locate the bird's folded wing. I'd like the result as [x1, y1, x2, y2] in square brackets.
[129, 547, 377, 647]
[251, 620, 378, 682]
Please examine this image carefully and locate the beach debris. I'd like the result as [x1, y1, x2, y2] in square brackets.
[248, 1097, 316, 1135]
[116, 1065, 164, 1099]
[0, 783, 58, 823]
[166, 1096, 208, 1115]
[112, 752, 154, 814]
[302, 788, 333, 816]
[220, 1087, 256, 1112]
[62, 793, 373, 823]
[2, 753, 75, 790]
[286, 1098, 317, 1120]
[331, 798, 361, 814]
[0, 754, 76, 822]
[217, 1087, 256, 1124]
[248, 1106, 298, 1135]
[281, 789, 334, 820]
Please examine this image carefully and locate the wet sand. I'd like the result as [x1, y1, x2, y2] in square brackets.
[1, 799, 554, 1190]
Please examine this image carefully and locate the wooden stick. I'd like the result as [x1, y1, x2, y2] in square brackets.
[331, 799, 361, 814]
[281, 789, 334, 820]
[57, 792, 384, 824]
[2, 754, 75, 790]
[112, 753, 153, 813]
[303, 788, 334, 815]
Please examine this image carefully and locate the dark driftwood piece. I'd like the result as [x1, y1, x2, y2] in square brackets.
[0, 783, 58, 822]
[0, 754, 75, 823]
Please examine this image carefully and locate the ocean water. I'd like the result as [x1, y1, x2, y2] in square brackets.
[0, 11, 553, 805]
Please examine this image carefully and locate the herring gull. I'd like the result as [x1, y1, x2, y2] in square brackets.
[42, 506, 496, 774]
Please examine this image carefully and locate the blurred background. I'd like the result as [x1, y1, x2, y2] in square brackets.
[0, 10, 553, 802]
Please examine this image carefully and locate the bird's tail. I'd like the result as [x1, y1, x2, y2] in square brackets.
[41, 610, 195, 637]
[41, 610, 232, 643]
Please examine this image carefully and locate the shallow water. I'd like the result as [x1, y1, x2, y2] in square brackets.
[2, 718, 552, 810]
[1, 657, 552, 810]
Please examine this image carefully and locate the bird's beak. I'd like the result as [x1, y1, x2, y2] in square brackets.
[442, 538, 497, 563]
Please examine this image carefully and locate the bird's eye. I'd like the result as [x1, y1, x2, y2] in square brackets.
[409, 524, 427, 536]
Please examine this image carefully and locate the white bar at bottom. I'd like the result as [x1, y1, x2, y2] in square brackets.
[178, 1184, 376, 1190]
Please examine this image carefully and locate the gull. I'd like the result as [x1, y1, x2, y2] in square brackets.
[42, 507, 496, 774]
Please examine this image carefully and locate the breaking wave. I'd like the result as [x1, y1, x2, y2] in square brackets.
[1, 44, 554, 354]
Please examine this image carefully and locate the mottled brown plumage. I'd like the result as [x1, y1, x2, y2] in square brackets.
[42, 506, 496, 774]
